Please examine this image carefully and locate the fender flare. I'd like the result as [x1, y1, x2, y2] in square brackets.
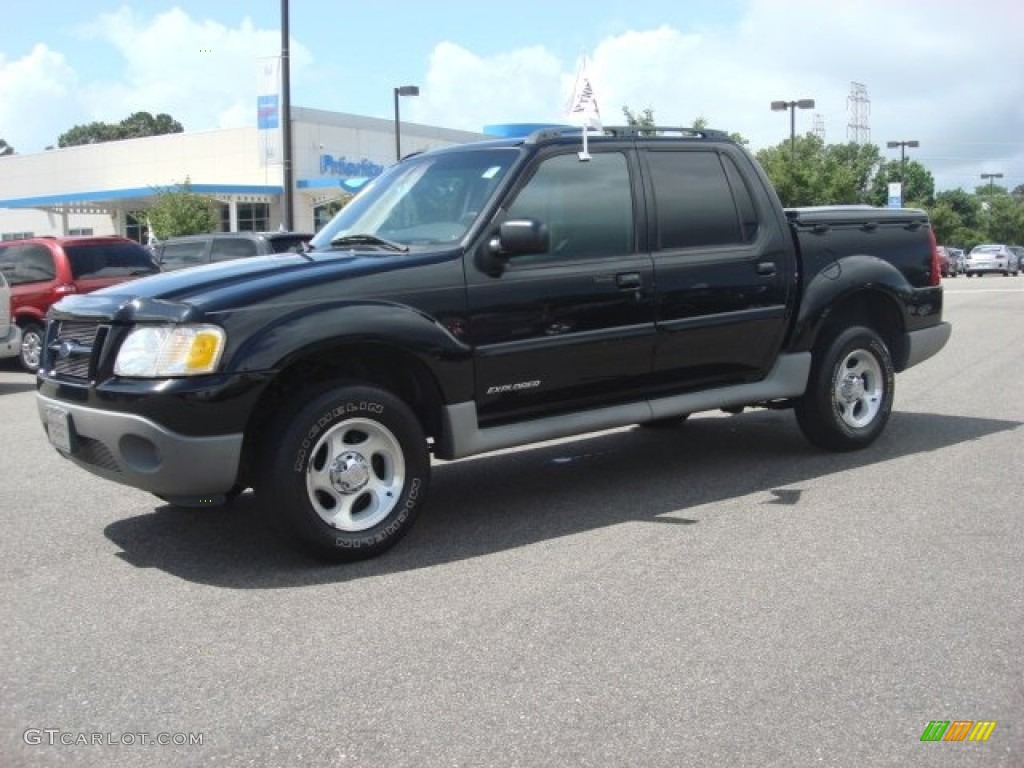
[789, 253, 914, 356]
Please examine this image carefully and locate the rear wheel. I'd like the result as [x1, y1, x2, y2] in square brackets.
[257, 384, 429, 561]
[19, 322, 44, 373]
[795, 326, 895, 452]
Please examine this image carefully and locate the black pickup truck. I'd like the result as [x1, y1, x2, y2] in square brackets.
[36, 126, 951, 561]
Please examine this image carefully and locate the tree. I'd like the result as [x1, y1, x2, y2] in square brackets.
[621, 107, 748, 145]
[0, 138, 14, 156]
[146, 177, 218, 239]
[866, 158, 935, 208]
[58, 111, 184, 148]
[980, 195, 1024, 245]
[926, 189, 983, 247]
[622, 106, 656, 134]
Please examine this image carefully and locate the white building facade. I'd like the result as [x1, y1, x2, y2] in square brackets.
[0, 108, 485, 240]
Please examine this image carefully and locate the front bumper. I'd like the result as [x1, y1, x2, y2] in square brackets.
[37, 393, 243, 498]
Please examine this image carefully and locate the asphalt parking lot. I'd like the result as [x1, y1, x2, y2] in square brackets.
[1, 277, 1022, 767]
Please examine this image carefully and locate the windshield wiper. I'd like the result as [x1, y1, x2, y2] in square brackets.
[329, 234, 409, 253]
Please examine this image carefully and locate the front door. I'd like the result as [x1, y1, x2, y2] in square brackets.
[466, 147, 655, 424]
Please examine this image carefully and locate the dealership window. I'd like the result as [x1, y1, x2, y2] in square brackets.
[68, 228, 94, 236]
[125, 212, 145, 243]
[218, 203, 230, 232]
[237, 203, 270, 232]
[2, 232, 34, 241]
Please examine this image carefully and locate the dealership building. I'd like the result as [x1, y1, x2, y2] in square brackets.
[0, 107, 487, 240]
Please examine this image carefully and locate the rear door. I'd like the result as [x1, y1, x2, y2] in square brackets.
[0, 242, 58, 320]
[466, 146, 656, 422]
[641, 146, 794, 386]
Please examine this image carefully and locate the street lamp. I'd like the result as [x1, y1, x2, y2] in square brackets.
[980, 172, 1004, 196]
[886, 140, 919, 186]
[770, 99, 815, 156]
[393, 85, 420, 161]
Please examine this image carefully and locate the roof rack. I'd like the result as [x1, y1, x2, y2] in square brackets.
[524, 125, 732, 144]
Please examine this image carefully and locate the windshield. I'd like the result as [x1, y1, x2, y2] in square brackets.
[311, 147, 519, 250]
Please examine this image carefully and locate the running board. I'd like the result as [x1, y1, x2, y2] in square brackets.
[438, 352, 811, 460]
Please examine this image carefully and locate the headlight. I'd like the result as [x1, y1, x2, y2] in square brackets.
[114, 325, 226, 377]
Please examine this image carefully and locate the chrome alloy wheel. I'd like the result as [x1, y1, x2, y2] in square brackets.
[305, 417, 406, 531]
[832, 348, 884, 429]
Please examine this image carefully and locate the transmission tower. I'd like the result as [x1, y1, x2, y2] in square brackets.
[813, 113, 826, 142]
[847, 82, 870, 144]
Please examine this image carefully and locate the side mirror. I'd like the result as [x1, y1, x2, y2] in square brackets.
[477, 219, 549, 277]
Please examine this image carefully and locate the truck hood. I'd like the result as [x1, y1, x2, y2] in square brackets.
[47, 248, 457, 324]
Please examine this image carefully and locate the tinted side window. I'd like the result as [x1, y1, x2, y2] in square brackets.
[65, 243, 159, 278]
[267, 236, 312, 254]
[506, 151, 633, 261]
[0, 244, 57, 285]
[649, 151, 749, 249]
[159, 241, 208, 270]
[210, 238, 259, 261]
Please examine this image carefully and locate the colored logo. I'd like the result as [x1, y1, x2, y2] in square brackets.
[920, 721, 996, 742]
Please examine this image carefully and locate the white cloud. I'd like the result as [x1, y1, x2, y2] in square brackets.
[0, 44, 79, 151]
[412, 42, 564, 130]
[72, 7, 312, 137]
[412, 0, 1024, 191]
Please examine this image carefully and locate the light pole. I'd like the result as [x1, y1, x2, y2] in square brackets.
[280, 0, 294, 230]
[980, 172, 1004, 196]
[393, 85, 420, 162]
[770, 99, 815, 157]
[886, 140, 919, 186]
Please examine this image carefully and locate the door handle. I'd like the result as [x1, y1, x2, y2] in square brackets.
[756, 262, 777, 276]
[616, 272, 642, 289]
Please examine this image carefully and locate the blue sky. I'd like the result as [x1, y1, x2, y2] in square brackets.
[2, 0, 1022, 192]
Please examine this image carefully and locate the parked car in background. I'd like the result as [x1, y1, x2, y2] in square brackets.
[1009, 246, 1024, 273]
[0, 236, 160, 371]
[964, 244, 1019, 277]
[154, 231, 314, 272]
[936, 246, 955, 278]
[948, 247, 965, 276]
[0, 272, 22, 360]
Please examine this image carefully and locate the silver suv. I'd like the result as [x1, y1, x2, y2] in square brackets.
[0, 272, 23, 361]
[964, 244, 1019, 277]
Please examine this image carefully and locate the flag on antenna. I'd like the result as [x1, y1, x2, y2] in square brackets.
[567, 57, 602, 129]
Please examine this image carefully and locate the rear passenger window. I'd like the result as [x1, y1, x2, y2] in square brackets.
[211, 238, 258, 261]
[0, 244, 57, 284]
[648, 151, 757, 249]
[159, 241, 208, 270]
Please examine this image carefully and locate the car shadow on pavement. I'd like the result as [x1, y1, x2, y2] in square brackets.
[103, 409, 1021, 589]
[0, 379, 36, 396]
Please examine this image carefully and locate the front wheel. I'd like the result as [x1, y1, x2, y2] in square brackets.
[795, 326, 895, 452]
[257, 384, 430, 561]
[19, 322, 44, 373]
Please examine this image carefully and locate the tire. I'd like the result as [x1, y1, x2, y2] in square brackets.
[795, 326, 895, 452]
[257, 384, 429, 561]
[19, 322, 44, 373]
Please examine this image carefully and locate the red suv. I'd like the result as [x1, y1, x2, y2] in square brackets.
[0, 236, 159, 371]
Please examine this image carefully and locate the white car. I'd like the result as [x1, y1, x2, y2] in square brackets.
[964, 244, 1019, 277]
[0, 271, 23, 360]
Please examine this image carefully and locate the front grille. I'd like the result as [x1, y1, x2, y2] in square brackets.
[50, 320, 108, 380]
